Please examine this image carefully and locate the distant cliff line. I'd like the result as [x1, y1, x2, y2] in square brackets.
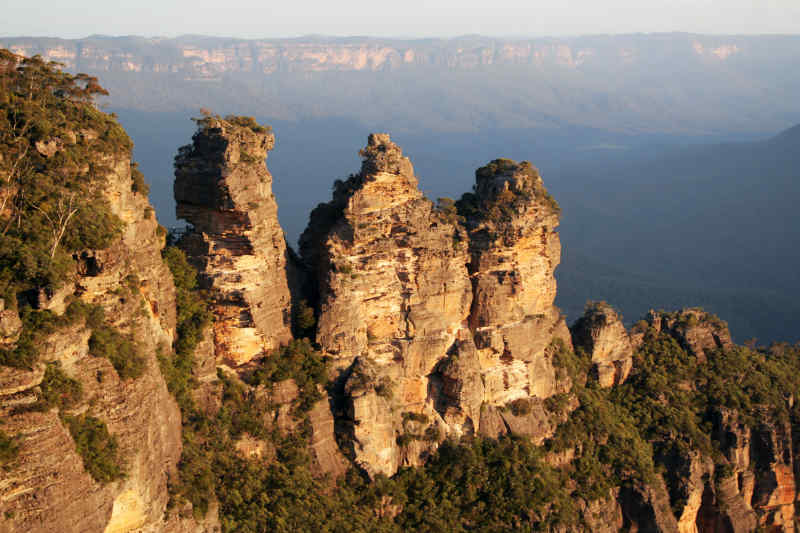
[1, 33, 798, 77]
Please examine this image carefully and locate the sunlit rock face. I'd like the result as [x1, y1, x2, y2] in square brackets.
[461, 158, 573, 408]
[0, 144, 190, 533]
[301, 139, 572, 477]
[570, 301, 633, 388]
[300, 133, 473, 476]
[174, 116, 292, 366]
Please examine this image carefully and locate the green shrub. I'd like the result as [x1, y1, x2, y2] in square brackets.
[39, 361, 82, 410]
[130, 162, 150, 196]
[63, 414, 124, 482]
[246, 339, 327, 415]
[0, 430, 20, 467]
[223, 115, 271, 134]
[89, 325, 145, 380]
[291, 299, 316, 339]
[508, 398, 532, 416]
[0, 301, 101, 369]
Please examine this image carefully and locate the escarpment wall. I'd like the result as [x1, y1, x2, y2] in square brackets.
[0, 144, 189, 532]
[174, 117, 293, 366]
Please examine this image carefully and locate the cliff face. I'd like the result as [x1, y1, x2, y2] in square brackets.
[0, 35, 748, 79]
[0, 145, 189, 532]
[300, 138, 571, 476]
[174, 116, 292, 366]
[4, 58, 800, 530]
[301, 134, 473, 475]
[462, 159, 572, 408]
[570, 302, 633, 388]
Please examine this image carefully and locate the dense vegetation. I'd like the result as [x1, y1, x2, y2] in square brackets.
[0, 51, 150, 373]
[89, 324, 146, 380]
[0, 50, 129, 296]
[0, 430, 19, 468]
[63, 414, 125, 483]
[152, 259, 800, 533]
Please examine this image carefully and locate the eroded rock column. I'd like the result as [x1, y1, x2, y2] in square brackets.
[174, 116, 292, 366]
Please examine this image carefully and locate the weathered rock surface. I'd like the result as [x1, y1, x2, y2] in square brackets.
[461, 158, 573, 407]
[0, 298, 22, 346]
[639, 308, 733, 361]
[301, 140, 572, 476]
[175, 116, 292, 366]
[570, 301, 633, 387]
[301, 134, 473, 475]
[0, 148, 198, 532]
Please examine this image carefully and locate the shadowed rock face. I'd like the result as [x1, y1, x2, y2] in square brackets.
[571, 302, 633, 388]
[174, 117, 292, 366]
[301, 139, 572, 476]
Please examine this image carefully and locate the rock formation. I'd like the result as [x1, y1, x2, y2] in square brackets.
[0, 140, 211, 532]
[570, 301, 633, 387]
[3, 60, 800, 530]
[300, 139, 572, 476]
[300, 133, 473, 475]
[174, 115, 292, 366]
[634, 308, 733, 360]
[460, 158, 573, 407]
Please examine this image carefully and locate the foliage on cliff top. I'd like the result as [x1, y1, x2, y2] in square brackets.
[546, 338, 656, 500]
[0, 50, 133, 298]
[190, 111, 272, 135]
[456, 158, 560, 229]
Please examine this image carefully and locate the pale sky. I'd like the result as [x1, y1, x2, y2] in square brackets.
[1, 0, 799, 38]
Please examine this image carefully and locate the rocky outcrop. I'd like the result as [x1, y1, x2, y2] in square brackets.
[174, 116, 292, 366]
[301, 133, 473, 476]
[570, 301, 633, 387]
[301, 140, 572, 476]
[641, 308, 733, 361]
[0, 146, 196, 531]
[461, 158, 572, 405]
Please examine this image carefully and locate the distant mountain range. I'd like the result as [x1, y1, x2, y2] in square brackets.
[2, 33, 800, 134]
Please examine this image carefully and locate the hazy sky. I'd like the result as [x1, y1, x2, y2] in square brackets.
[1, 0, 799, 38]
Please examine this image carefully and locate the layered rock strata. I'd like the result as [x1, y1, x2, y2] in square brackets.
[301, 138, 571, 476]
[0, 145, 207, 532]
[570, 301, 633, 387]
[301, 134, 473, 475]
[460, 159, 573, 407]
[174, 116, 292, 366]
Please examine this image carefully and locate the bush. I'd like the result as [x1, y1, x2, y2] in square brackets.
[292, 299, 316, 339]
[63, 414, 124, 482]
[246, 339, 327, 415]
[89, 325, 146, 380]
[0, 430, 20, 467]
[130, 161, 150, 196]
[223, 115, 271, 134]
[508, 398, 532, 416]
[0, 301, 101, 369]
[39, 361, 82, 410]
